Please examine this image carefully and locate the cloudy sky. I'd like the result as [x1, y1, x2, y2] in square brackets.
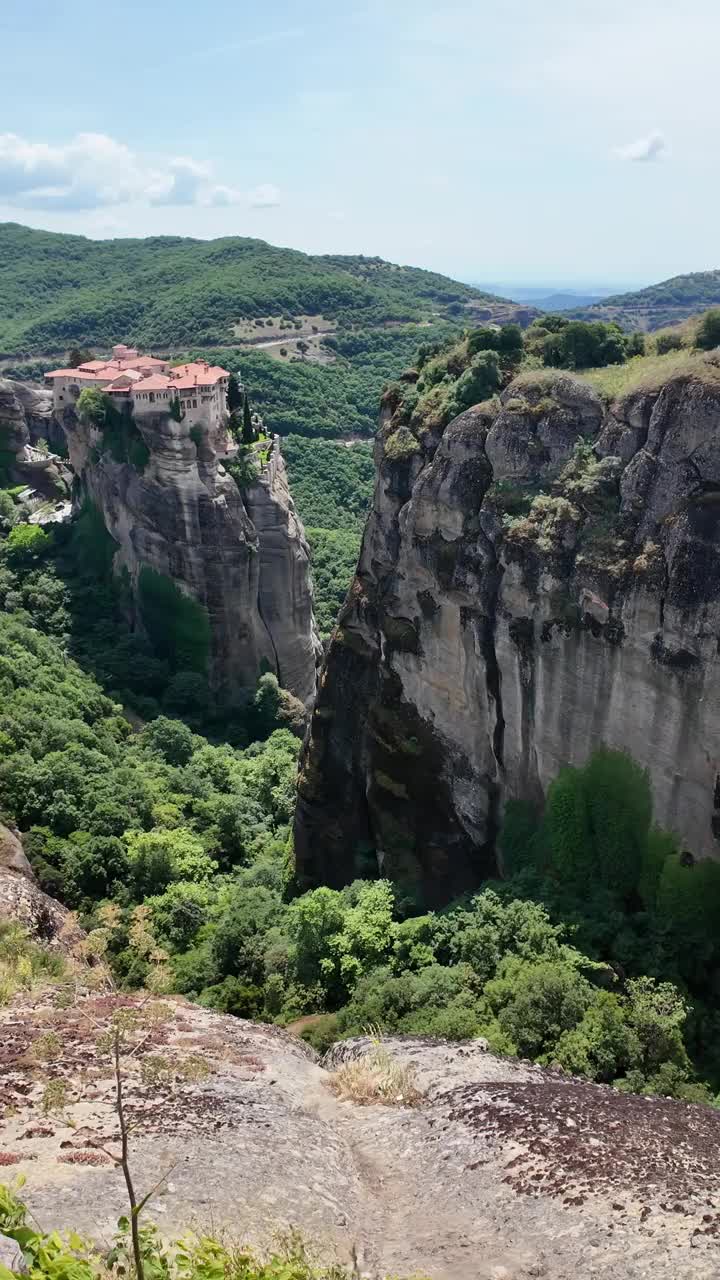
[0, 0, 717, 286]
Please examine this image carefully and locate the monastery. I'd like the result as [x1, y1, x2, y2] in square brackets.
[45, 344, 233, 431]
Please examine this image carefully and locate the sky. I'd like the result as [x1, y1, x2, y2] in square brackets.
[0, 0, 718, 287]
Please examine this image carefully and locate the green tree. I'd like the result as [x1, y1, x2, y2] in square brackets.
[67, 346, 93, 368]
[4, 523, 51, 568]
[242, 395, 255, 444]
[449, 350, 501, 414]
[76, 386, 111, 426]
[141, 716, 195, 765]
[227, 372, 243, 413]
[695, 308, 720, 351]
[0, 490, 18, 533]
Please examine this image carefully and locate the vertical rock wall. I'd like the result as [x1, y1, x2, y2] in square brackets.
[295, 368, 720, 903]
[61, 401, 320, 704]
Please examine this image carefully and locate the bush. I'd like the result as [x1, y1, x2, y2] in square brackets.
[655, 330, 685, 354]
[3, 523, 51, 568]
[695, 308, 720, 351]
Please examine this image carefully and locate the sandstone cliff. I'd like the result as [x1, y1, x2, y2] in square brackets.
[296, 362, 720, 901]
[60, 400, 320, 705]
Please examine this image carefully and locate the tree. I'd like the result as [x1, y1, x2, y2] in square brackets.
[226, 372, 243, 413]
[242, 394, 255, 444]
[76, 386, 111, 426]
[296, 340, 310, 359]
[449, 350, 501, 414]
[655, 331, 684, 354]
[695, 308, 720, 351]
[141, 715, 194, 765]
[0, 489, 17, 533]
[67, 347, 93, 368]
[4, 523, 51, 568]
[497, 323, 524, 363]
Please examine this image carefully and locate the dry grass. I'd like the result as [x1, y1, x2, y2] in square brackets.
[580, 349, 720, 402]
[329, 1043, 423, 1107]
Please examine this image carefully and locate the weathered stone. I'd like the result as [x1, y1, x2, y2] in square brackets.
[296, 370, 720, 897]
[0, 1233, 27, 1274]
[0, 823, 33, 879]
[61, 405, 320, 705]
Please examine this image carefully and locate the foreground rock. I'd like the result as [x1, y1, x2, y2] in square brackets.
[2, 992, 720, 1279]
[296, 365, 720, 899]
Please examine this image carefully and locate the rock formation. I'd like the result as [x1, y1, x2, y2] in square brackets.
[0, 821, 82, 949]
[59, 398, 320, 705]
[296, 363, 720, 902]
[3, 988, 720, 1279]
[0, 378, 69, 496]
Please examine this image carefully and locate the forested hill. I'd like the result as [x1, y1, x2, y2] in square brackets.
[569, 269, 720, 331]
[0, 222, 514, 355]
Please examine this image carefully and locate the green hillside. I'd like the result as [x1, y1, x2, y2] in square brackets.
[570, 270, 720, 332]
[0, 222, 507, 355]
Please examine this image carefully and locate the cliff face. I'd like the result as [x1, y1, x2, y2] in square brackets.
[62, 401, 320, 704]
[0, 377, 69, 495]
[295, 366, 720, 903]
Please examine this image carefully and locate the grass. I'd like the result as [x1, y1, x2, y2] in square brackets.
[329, 1041, 423, 1107]
[0, 923, 66, 1006]
[580, 348, 720, 401]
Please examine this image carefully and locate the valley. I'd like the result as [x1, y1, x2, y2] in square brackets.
[3, 224, 720, 1277]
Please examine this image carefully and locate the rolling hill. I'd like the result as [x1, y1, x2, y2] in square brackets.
[0, 223, 528, 357]
[569, 270, 720, 331]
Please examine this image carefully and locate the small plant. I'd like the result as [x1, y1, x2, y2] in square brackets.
[31, 1031, 63, 1063]
[329, 1031, 422, 1107]
[383, 427, 420, 462]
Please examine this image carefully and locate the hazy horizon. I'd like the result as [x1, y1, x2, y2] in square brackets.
[1, 0, 719, 285]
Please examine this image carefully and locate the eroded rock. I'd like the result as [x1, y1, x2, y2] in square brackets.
[296, 368, 720, 897]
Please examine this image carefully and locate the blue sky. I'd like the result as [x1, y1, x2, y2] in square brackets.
[1, 0, 718, 286]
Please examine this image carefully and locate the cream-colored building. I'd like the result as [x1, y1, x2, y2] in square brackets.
[45, 346, 234, 434]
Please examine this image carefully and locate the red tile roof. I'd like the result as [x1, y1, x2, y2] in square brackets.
[45, 368, 111, 379]
[133, 374, 172, 391]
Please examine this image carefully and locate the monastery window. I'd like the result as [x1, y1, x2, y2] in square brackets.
[192, 399, 197, 408]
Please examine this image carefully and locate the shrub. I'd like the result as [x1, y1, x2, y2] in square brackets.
[383, 427, 420, 461]
[695, 308, 720, 351]
[4, 523, 51, 568]
[655, 330, 685, 354]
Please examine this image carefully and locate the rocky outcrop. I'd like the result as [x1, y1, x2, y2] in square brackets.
[296, 365, 720, 901]
[4, 992, 720, 1279]
[61, 402, 320, 705]
[0, 822, 82, 948]
[0, 378, 68, 495]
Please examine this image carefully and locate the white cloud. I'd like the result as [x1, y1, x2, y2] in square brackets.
[615, 132, 667, 163]
[248, 183, 281, 209]
[0, 131, 268, 211]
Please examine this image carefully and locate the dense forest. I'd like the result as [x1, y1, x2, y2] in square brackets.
[0, 223, 502, 354]
[281, 436, 374, 634]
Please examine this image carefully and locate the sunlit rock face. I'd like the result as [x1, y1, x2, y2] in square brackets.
[296, 370, 720, 903]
